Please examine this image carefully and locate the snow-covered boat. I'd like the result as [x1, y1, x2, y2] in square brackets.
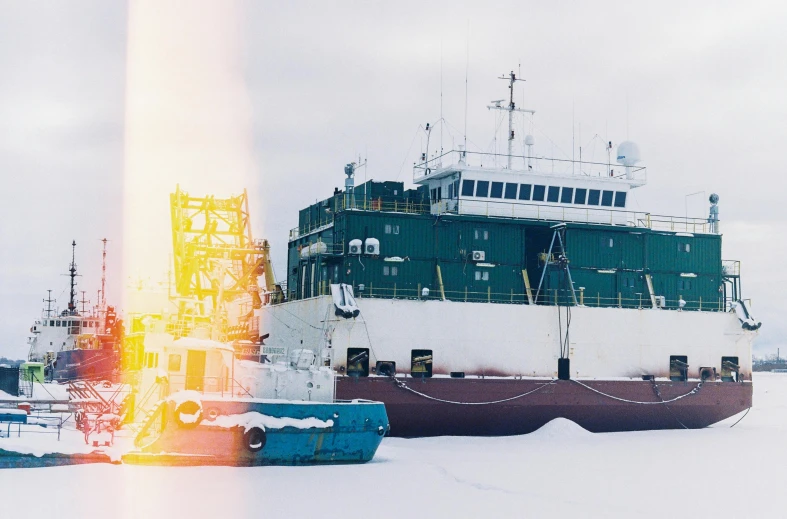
[123, 334, 388, 466]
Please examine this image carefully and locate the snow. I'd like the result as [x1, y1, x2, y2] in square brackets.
[204, 411, 334, 432]
[0, 373, 785, 518]
[0, 424, 126, 461]
[167, 390, 204, 408]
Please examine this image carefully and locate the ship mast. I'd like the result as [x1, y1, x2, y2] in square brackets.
[67, 240, 78, 315]
[43, 289, 55, 318]
[100, 238, 108, 310]
[487, 71, 535, 169]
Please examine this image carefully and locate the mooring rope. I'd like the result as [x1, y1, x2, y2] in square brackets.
[393, 377, 556, 405]
[571, 379, 703, 405]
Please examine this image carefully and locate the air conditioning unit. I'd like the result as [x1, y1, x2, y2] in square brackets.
[471, 250, 486, 262]
[655, 295, 666, 308]
[365, 238, 380, 255]
[348, 239, 362, 254]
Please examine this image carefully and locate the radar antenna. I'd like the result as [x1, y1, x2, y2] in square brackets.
[487, 70, 536, 169]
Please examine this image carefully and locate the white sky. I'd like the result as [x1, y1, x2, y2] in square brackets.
[1, 0, 785, 359]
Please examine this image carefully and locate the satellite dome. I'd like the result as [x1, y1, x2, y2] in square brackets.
[616, 141, 641, 167]
[524, 134, 535, 146]
[709, 193, 719, 204]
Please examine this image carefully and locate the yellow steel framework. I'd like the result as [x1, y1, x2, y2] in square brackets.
[170, 186, 276, 335]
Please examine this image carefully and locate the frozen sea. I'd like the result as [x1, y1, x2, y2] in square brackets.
[0, 373, 784, 518]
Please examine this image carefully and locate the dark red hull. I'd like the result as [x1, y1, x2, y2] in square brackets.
[336, 376, 752, 437]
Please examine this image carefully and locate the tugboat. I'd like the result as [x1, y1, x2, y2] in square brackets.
[124, 329, 388, 466]
[122, 187, 388, 466]
[260, 72, 760, 436]
[26, 240, 123, 383]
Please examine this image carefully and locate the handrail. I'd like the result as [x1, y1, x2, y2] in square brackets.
[290, 194, 713, 238]
[350, 284, 726, 312]
[413, 149, 647, 185]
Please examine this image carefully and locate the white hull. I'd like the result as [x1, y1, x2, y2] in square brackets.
[260, 296, 755, 380]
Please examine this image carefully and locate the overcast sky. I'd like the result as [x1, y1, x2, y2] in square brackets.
[1, 0, 785, 359]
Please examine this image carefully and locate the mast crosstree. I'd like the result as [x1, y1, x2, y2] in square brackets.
[487, 70, 535, 169]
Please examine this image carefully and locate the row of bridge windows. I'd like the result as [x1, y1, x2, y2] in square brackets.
[460, 179, 627, 208]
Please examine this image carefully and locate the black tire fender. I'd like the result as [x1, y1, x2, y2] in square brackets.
[244, 426, 266, 453]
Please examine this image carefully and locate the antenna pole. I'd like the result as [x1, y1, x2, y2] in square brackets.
[43, 290, 55, 318]
[79, 291, 90, 315]
[100, 238, 108, 310]
[463, 21, 469, 155]
[68, 240, 77, 315]
[488, 70, 535, 170]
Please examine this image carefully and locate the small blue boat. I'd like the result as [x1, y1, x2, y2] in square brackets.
[124, 395, 388, 466]
[122, 335, 389, 466]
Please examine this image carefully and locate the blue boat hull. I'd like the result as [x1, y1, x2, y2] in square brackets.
[125, 398, 389, 466]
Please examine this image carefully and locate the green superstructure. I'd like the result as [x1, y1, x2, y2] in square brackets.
[287, 179, 736, 312]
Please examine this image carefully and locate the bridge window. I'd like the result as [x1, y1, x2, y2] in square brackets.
[547, 186, 560, 202]
[519, 184, 532, 200]
[50, 320, 54, 327]
[574, 188, 587, 204]
[601, 190, 614, 207]
[461, 179, 475, 196]
[475, 181, 490, 197]
[504, 183, 518, 199]
[588, 189, 600, 205]
[560, 187, 574, 203]
[614, 191, 627, 208]
[448, 183, 453, 199]
[532, 185, 546, 201]
[490, 182, 504, 198]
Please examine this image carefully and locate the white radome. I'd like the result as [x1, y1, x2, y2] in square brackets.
[616, 141, 641, 166]
[524, 134, 535, 146]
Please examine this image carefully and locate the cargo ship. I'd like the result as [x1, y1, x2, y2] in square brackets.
[259, 72, 760, 437]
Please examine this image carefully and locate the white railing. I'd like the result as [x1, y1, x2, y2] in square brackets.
[413, 150, 647, 186]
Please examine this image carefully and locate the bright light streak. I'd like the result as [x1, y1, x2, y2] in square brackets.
[123, 0, 257, 313]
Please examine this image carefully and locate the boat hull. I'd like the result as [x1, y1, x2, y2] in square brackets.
[336, 376, 752, 437]
[126, 398, 389, 466]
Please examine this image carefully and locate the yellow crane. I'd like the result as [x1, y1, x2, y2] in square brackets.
[169, 185, 277, 341]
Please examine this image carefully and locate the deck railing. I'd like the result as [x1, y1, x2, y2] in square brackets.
[318, 283, 730, 312]
[413, 150, 648, 185]
[290, 193, 712, 240]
